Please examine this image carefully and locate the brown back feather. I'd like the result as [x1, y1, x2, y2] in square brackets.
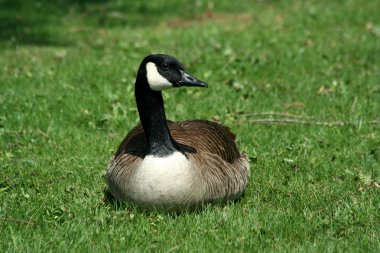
[114, 120, 241, 163]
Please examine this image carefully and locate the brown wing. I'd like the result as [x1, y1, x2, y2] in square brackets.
[114, 124, 147, 160]
[168, 120, 241, 163]
[114, 120, 241, 164]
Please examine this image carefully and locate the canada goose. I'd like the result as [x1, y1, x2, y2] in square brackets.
[107, 54, 250, 211]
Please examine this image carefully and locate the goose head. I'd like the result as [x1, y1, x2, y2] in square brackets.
[138, 54, 208, 92]
[134, 54, 208, 156]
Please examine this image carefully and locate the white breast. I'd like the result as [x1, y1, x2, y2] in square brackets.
[128, 152, 200, 205]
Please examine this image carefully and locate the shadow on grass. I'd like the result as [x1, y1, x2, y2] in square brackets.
[102, 186, 245, 216]
[0, 0, 207, 46]
[0, 0, 125, 46]
[0, 0, 72, 46]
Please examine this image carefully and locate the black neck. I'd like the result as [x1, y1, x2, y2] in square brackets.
[135, 75, 178, 157]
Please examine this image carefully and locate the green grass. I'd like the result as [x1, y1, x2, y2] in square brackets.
[1, 0, 380, 252]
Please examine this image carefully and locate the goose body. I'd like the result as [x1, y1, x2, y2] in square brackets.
[106, 54, 250, 211]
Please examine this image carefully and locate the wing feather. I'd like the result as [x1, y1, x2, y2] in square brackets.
[114, 120, 241, 164]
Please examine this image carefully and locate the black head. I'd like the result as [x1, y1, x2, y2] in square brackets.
[138, 54, 208, 91]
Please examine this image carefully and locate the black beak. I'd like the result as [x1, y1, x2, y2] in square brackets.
[177, 70, 208, 88]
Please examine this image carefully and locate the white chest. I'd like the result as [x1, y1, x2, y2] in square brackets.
[129, 152, 196, 205]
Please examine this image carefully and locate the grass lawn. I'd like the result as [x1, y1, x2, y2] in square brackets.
[1, 0, 380, 252]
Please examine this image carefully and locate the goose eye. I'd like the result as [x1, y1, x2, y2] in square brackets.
[161, 63, 169, 70]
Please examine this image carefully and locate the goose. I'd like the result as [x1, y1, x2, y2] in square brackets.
[106, 54, 250, 211]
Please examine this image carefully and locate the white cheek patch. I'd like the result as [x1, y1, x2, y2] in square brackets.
[146, 62, 173, 91]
